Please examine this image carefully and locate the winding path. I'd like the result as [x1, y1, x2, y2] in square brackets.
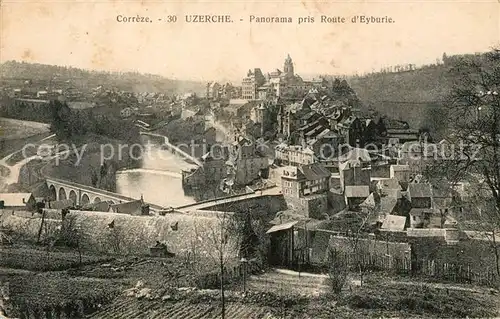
[0, 134, 56, 187]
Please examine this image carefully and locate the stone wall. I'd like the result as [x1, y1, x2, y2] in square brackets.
[201, 194, 286, 219]
[1, 210, 239, 259]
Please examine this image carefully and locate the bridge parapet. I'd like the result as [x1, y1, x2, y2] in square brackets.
[45, 177, 164, 211]
[140, 132, 202, 166]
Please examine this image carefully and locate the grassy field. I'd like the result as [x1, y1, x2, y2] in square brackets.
[0, 244, 222, 318]
[0, 117, 50, 141]
[1, 243, 498, 319]
[0, 246, 113, 272]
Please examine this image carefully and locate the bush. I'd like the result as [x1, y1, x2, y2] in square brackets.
[327, 248, 349, 293]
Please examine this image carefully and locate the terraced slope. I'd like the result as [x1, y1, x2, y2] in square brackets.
[88, 299, 273, 319]
[246, 269, 329, 296]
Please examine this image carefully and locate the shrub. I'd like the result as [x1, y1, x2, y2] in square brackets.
[327, 248, 349, 294]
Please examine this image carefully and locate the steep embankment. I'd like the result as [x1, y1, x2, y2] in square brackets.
[348, 64, 453, 139]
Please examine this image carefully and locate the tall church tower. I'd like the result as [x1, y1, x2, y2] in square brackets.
[283, 54, 294, 77]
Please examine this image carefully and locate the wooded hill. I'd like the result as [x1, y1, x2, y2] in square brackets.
[348, 52, 488, 139]
[0, 61, 205, 95]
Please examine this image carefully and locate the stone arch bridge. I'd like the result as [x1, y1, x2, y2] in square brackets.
[45, 177, 164, 211]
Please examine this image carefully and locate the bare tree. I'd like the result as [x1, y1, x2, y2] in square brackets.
[192, 213, 238, 319]
[424, 48, 500, 275]
[347, 207, 376, 287]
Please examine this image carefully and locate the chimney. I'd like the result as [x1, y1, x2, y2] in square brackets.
[141, 204, 150, 216]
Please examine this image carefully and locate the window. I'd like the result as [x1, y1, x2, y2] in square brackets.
[412, 216, 416, 221]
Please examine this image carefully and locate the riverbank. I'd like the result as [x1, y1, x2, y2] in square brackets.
[39, 134, 142, 193]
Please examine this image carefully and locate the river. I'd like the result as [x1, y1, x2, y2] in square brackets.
[115, 141, 197, 207]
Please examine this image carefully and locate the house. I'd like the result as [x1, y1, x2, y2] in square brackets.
[281, 163, 331, 218]
[432, 185, 454, 215]
[82, 201, 113, 212]
[361, 190, 401, 223]
[281, 163, 331, 198]
[385, 128, 420, 144]
[409, 208, 440, 228]
[206, 82, 221, 100]
[110, 199, 149, 216]
[339, 160, 371, 191]
[225, 99, 259, 119]
[381, 214, 407, 231]
[398, 141, 439, 173]
[344, 185, 370, 210]
[266, 220, 298, 267]
[46, 199, 74, 210]
[375, 178, 402, 196]
[390, 164, 411, 182]
[0, 193, 36, 211]
[230, 136, 269, 185]
[274, 144, 316, 167]
[336, 116, 364, 146]
[407, 183, 433, 208]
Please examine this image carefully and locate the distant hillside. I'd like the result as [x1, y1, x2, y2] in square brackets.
[347, 53, 486, 140]
[0, 61, 205, 95]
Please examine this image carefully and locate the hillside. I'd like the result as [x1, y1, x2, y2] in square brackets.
[0, 61, 205, 95]
[347, 53, 486, 139]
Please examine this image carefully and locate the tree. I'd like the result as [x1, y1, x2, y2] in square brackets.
[327, 247, 348, 293]
[346, 208, 376, 287]
[424, 48, 500, 275]
[192, 213, 238, 319]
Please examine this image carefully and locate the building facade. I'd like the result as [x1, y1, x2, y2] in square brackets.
[242, 68, 266, 100]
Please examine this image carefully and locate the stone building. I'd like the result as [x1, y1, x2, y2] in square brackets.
[281, 163, 331, 218]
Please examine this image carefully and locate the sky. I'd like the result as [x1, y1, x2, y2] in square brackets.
[1, 0, 499, 83]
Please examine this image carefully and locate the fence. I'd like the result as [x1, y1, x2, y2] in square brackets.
[326, 250, 412, 273]
[312, 232, 499, 287]
[415, 259, 499, 286]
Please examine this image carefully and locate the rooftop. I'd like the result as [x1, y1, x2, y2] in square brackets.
[301, 163, 331, 181]
[0, 193, 33, 206]
[381, 215, 406, 231]
[344, 185, 370, 198]
[407, 183, 433, 198]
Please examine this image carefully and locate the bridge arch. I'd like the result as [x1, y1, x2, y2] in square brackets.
[93, 197, 101, 203]
[81, 193, 90, 206]
[58, 187, 67, 200]
[48, 185, 56, 201]
[69, 190, 77, 205]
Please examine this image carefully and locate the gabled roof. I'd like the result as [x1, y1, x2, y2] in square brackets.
[82, 201, 113, 212]
[48, 199, 74, 210]
[360, 192, 378, 209]
[407, 183, 433, 199]
[380, 196, 398, 213]
[300, 163, 331, 181]
[383, 188, 402, 199]
[0, 193, 33, 206]
[344, 186, 370, 198]
[111, 200, 145, 215]
[381, 215, 406, 231]
[266, 221, 298, 234]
